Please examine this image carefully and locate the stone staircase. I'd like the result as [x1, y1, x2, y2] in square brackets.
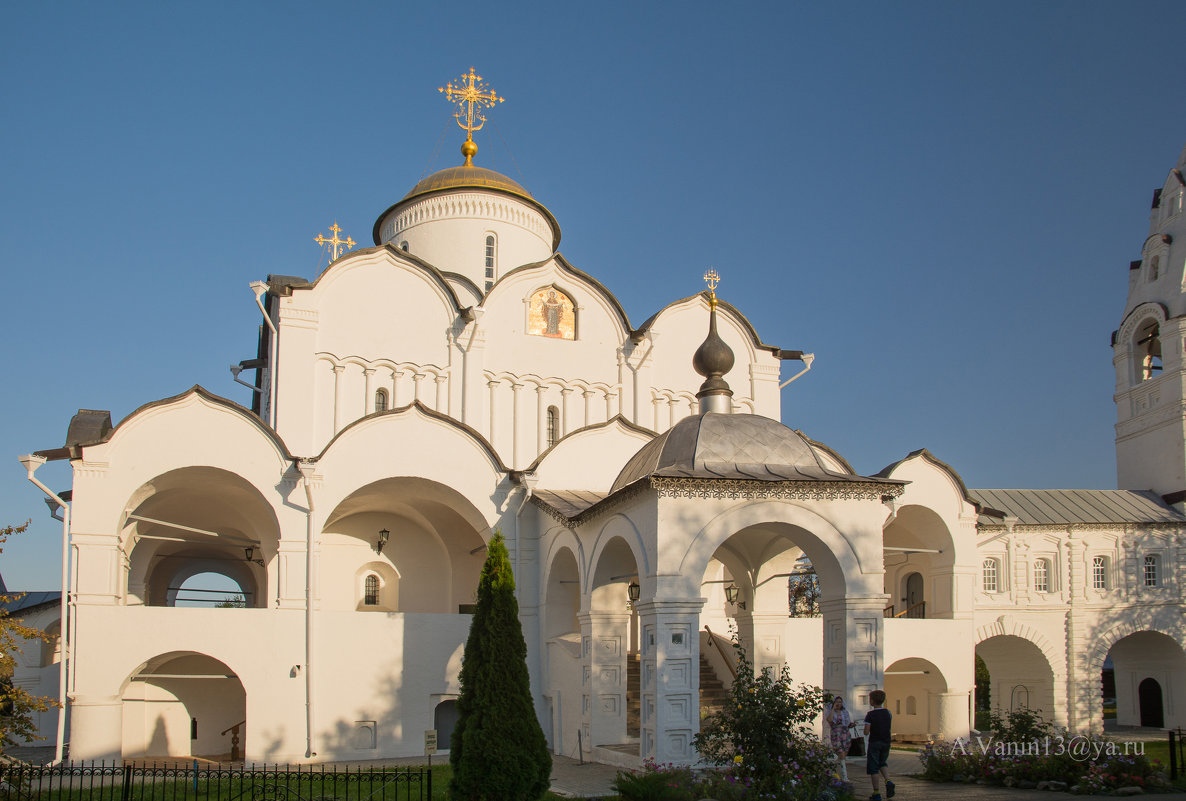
[625, 652, 731, 738]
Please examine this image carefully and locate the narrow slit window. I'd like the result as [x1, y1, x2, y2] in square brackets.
[364, 574, 380, 606]
[374, 388, 389, 413]
[546, 405, 559, 448]
[1136, 320, 1162, 382]
[484, 235, 496, 281]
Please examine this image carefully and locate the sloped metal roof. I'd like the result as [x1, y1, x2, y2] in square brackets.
[533, 490, 608, 519]
[970, 488, 1186, 526]
[0, 591, 61, 615]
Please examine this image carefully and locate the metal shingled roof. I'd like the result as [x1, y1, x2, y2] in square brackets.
[970, 489, 1186, 526]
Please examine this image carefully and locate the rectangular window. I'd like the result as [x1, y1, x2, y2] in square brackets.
[982, 559, 998, 593]
[1092, 556, 1107, 590]
[1144, 555, 1159, 587]
[1034, 560, 1049, 593]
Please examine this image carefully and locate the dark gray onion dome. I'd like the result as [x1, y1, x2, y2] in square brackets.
[610, 413, 893, 494]
[692, 301, 735, 402]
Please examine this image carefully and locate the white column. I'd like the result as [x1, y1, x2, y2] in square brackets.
[652, 396, 662, 430]
[579, 612, 632, 748]
[636, 598, 705, 765]
[363, 368, 376, 415]
[390, 369, 402, 408]
[667, 397, 678, 429]
[560, 388, 573, 435]
[511, 382, 523, 467]
[487, 380, 499, 444]
[332, 365, 345, 433]
[536, 386, 547, 455]
[435, 374, 449, 413]
[583, 390, 595, 427]
[68, 695, 123, 762]
[412, 372, 425, 404]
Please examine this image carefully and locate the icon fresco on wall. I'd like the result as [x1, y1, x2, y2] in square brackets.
[527, 287, 576, 340]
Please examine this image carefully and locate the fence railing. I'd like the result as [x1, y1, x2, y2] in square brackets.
[0, 760, 432, 801]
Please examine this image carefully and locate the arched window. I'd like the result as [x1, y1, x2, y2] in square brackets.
[1092, 555, 1108, 590]
[546, 405, 559, 448]
[484, 234, 496, 292]
[1144, 555, 1160, 587]
[374, 388, 389, 412]
[364, 574, 379, 606]
[1149, 255, 1160, 281]
[982, 558, 999, 593]
[1136, 320, 1163, 382]
[400, 241, 409, 252]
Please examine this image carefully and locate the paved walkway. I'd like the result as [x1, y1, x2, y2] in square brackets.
[548, 749, 1186, 799]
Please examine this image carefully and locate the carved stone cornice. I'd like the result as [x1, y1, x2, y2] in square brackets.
[650, 476, 903, 502]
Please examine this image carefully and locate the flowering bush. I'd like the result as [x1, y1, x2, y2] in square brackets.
[611, 760, 697, 801]
[692, 638, 846, 800]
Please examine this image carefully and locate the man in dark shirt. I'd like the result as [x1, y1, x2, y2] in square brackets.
[863, 689, 894, 801]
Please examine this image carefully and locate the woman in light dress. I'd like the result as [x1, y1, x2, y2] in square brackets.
[826, 695, 854, 781]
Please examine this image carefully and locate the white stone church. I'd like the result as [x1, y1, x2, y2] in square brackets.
[12, 87, 1186, 766]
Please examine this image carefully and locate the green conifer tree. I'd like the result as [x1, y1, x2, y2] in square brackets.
[449, 531, 551, 801]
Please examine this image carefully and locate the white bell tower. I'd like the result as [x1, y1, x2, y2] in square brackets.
[1113, 142, 1186, 501]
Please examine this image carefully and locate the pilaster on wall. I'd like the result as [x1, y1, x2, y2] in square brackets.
[72, 533, 123, 606]
[578, 612, 631, 748]
[819, 596, 886, 709]
[635, 598, 705, 765]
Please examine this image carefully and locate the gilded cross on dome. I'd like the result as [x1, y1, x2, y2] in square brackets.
[315, 222, 355, 262]
[703, 268, 721, 306]
[439, 68, 504, 165]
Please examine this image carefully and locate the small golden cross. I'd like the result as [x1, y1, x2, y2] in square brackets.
[703, 268, 721, 303]
[315, 222, 355, 262]
[439, 68, 504, 164]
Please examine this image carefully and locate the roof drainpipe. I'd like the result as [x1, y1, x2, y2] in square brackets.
[297, 460, 317, 758]
[251, 281, 279, 430]
[18, 454, 70, 766]
[778, 353, 815, 389]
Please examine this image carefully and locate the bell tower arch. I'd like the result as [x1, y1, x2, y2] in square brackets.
[1114, 142, 1186, 500]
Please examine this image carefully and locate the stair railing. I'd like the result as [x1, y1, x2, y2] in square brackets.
[219, 720, 245, 761]
[703, 625, 737, 679]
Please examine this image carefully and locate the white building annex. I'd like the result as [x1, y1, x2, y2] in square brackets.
[12, 86, 1186, 766]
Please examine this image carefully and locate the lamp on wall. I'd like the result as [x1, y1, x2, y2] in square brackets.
[244, 546, 254, 561]
[627, 581, 641, 606]
[376, 528, 390, 554]
[724, 584, 746, 610]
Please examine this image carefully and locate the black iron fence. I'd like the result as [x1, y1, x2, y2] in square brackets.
[0, 761, 432, 801]
[1170, 727, 1185, 781]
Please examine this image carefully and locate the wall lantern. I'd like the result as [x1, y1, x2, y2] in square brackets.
[244, 546, 254, 562]
[724, 584, 746, 610]
[627, 581, 641, 605]
[376, 528, 390, 554]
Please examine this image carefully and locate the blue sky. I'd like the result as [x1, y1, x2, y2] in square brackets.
[3, 1, 1185, 590]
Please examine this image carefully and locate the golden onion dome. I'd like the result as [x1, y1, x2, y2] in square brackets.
[373, 163, 561, 248]
[401, 164, 533, 203]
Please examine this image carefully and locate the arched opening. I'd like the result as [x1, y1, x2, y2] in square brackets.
[976, 635, 1055, 725]
[883, 506, 956, 619]
[40, 619, 62, 667]
[1139, 679, 1164, 728]
[321, 477, 487, 614]
[121, 652, 245, 759]
[884, 657, 947, 740]
[435, 700, 460, 751]
[375, 388, 389, 412]
[546, 406, 560, 448]
[543, 545, 581, 755]
[1102, 631, 1185, 730]
[587, 534, 642, 752]
[1134, 319, 1162, 383]
[123, 467, 279, 609]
